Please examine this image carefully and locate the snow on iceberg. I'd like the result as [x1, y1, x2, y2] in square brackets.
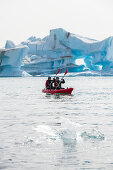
[21, 28, 113, 76]
[0, 41, 29, 77]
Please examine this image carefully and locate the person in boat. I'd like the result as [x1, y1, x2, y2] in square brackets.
[52, 77, 56, 83]
[54, 77, 65, 89]
[45, 77, 53, 89]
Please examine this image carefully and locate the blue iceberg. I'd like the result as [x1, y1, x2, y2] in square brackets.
[0, 40, 29, 77]
[21, 28, 113, 76]
[1, 28, 113, 77]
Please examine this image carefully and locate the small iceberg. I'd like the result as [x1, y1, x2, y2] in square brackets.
[81, 129, 105, 141]
[59, 119, 77, 145]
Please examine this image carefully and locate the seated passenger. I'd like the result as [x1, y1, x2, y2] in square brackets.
[54, 77, 65, 89]
[45, 77, 53, 89]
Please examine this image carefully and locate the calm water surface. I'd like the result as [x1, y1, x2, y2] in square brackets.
[0, 77, 113, 170]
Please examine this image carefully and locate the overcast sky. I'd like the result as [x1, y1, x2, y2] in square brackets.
[0, 0, 113, 47]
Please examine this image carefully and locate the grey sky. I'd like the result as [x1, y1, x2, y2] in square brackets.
[0, 0, 113, 47]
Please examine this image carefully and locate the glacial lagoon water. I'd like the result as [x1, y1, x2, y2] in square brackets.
[0, 76, 113, 170]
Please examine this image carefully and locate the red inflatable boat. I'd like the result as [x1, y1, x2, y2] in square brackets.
[42, 88, 73, 94]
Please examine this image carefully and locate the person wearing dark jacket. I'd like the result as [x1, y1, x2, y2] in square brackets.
[45, 77, 53, 89]
[54, 77, 65, 89]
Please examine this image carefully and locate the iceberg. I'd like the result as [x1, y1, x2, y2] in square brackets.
[21, 28, 113, 76]
[0, 40, 29, 77]
[1, 28, 113, 77]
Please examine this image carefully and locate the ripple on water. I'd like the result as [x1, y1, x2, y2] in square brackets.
[0, 77, 113, 170]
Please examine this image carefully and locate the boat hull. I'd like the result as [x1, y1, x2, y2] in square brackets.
[42, 88, 73, 94]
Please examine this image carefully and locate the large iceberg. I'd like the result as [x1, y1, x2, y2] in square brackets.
[1, 28, 113, 77]
[21, 28, 113, 76]
[0, 40, 29, 77]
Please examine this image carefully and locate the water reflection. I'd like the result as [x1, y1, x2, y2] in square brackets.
[45, 93, 73, 100]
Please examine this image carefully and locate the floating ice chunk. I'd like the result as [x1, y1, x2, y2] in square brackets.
[81, 129, 105, 141]
[59, 119, 76, 145]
